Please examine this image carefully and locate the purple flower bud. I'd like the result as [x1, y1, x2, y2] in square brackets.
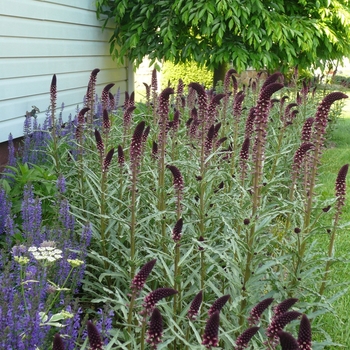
[152, 141, 158, 159]
[202, 311, 220, 348]
[267, 311, 301, 339]
[248, 297, 274, 325]
[335, 164, 348, 208]
[146, 308, 163, 349]
[278, 330, 299, 350]
[131, 259, 157, 294]
[130, 121, 146, 171]
[224, 68, 237, 92]
[205, 124, 215, 156]
[158, 87, 174, 119]
[142, 288, 178, 316]
[77, 107, 89, 125]
[301, 117, 314, 141]
[101, 83, 115, 110]
[166, 165, 184, 193]
[292, 143, 313, 175]
[172, 218, 183, 242]
[102, 109, 111, 131]
[235, 326, 260, 349]
[53, 333, 65, 350]
[240, 137, 250, 161]
[188, 83, 208, 119]
[123, 106, 136, 129]
[261, 72, 283, 91]
[94, 129, 104, 154]
[188, 290, 203, 321]
[297, 314, 312, 350]
[50, 74, 57, 120]
[273, 298, 299, 318]
[117, 145, 125, 167]
[143, 82, 151, 104]
[103, 148, 114, 173]
[208, 294, 230, 316]
[87, 320, 103, 350]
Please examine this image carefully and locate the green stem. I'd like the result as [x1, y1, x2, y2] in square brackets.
[319, 210, 341, 296]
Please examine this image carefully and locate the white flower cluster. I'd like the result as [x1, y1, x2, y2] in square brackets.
[29, 245, 63, 262]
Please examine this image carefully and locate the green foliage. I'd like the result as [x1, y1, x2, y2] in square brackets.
[3, 70, 350, 348]
[161, 61, 213, 89]
[95, 0, 350, 74]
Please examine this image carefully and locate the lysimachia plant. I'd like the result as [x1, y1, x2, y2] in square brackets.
[0, 68, 348, 349]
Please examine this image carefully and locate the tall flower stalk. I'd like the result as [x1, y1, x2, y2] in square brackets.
[319, 164, 349, 296]
[157, 88, 174, 249]
[130, 121, 146, 278]
[298, 93, 347, 272]
[240, 78, 283, 321]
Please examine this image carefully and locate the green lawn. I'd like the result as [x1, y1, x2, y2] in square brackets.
[316, 110, 350, 347]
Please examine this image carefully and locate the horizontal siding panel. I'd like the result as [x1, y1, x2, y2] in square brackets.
[0, 0, 131, 143]
[34, 0, 95, 11]
[0, 81, 127, 141]
[0, 57, 120, 80]
[0, 37, 112, 58]
[0, 0, 104, 27]
[1, 68, 127, 102]
[0, 15, 113, 42]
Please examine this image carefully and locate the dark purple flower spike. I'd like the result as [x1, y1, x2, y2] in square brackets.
[208, 294, 230, 316]
[101, 83, 114, 111]
[297, 314, 312, 350]
[248, 297, 274, 325]
[130, 258, 157, 295]
[103, 148, 114, 173]
[235, 326, 260, 349]
[335, 164, 349, 209]
[87, 320, 103, 350]
[146, 308, 163, 349]
[202, 310, 220, 348]
[188, 290, 203, 321]
[142, 288, 177, 316]
[53, 333, 65, 350]
[172, 218, 183, 243]
[278, 330, 299, 350]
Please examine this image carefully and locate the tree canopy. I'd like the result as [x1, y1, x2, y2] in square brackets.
[95, 0, 350, 74]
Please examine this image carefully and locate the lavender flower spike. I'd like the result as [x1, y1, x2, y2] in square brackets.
[130, 259, 157, 295]
[87, 320, 103, 350]
[146, 308, 163, 350]
[202, 310, 220, 348]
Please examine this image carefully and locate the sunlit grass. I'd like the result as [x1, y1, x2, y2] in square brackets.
[316, 116, 350, 348]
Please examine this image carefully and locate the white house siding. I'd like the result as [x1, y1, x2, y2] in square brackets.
[0, 0, 131, 142]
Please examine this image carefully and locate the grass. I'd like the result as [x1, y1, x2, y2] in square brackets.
[316, 107, 350, 347]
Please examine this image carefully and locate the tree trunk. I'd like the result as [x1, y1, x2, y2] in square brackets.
[213, 62, 229, 89]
